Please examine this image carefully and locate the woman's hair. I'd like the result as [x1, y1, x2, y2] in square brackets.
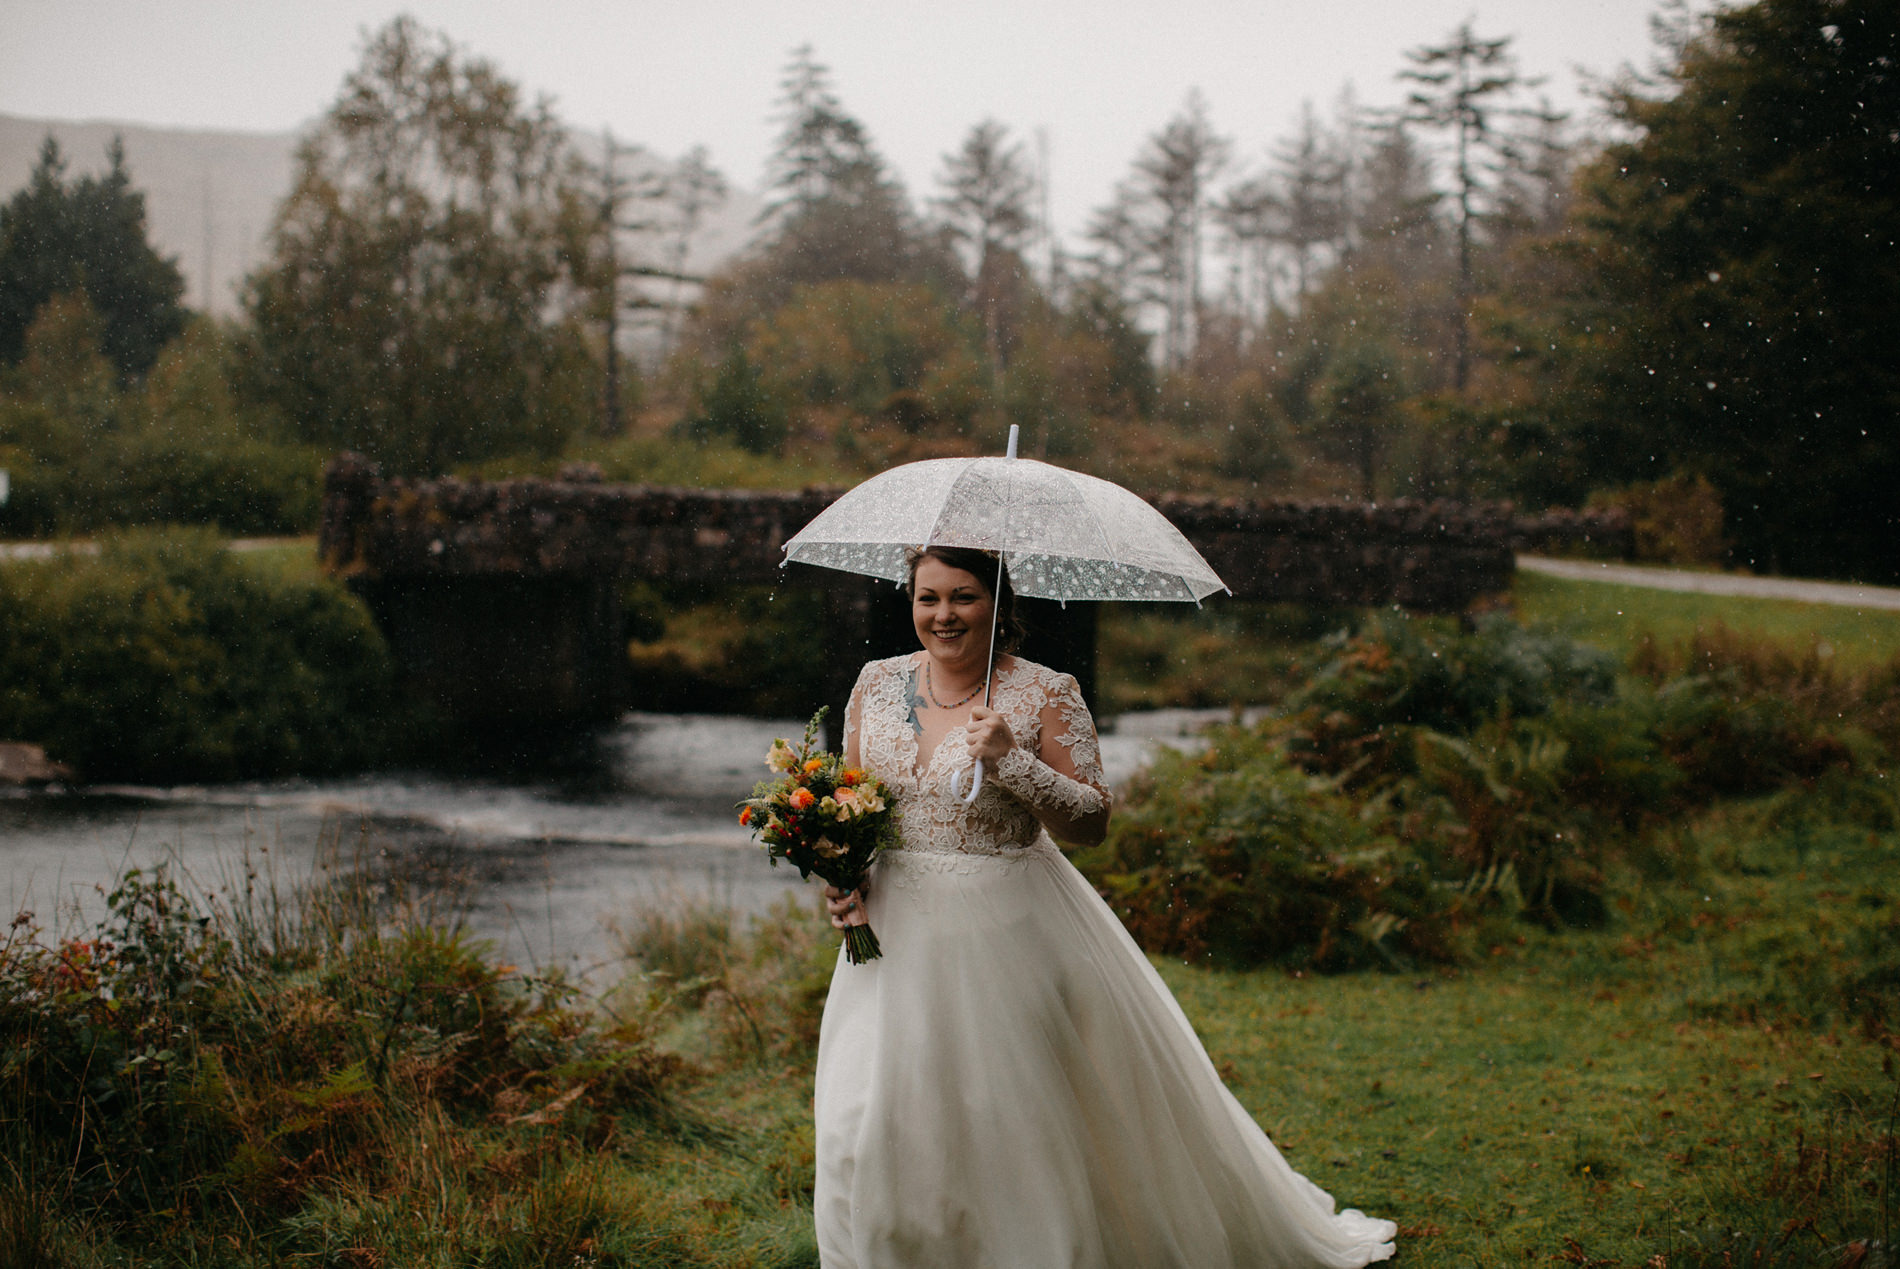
[905, 546, 1026, 654]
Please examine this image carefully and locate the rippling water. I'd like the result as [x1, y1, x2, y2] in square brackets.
[0, 710, 1222, 978]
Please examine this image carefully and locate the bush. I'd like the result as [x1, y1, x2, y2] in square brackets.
[0, 863, 679, 1234]
[0, 528, 401, 781]
[1281, 614, 1619, 782]
[678, 342, 790, 456]
[1589, 471, 1727, 566]
[1076, 726, 1449, 971]
[1098, 613, 1897, 958]
[0, 432, 322, 538]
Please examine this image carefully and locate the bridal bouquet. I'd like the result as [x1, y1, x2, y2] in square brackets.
[739, 709, 898, 964]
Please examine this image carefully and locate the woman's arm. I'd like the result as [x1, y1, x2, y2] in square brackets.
[967, 673, 1112, 847]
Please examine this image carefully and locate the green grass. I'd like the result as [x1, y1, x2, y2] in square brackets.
[631, 807, 1899, 1266]
[1515, 571, 1900, 671]
[560, 802, 1898, 1267]
[228, 535, 321, 583]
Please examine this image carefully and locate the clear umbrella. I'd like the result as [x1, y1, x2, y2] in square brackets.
[781, 425, 1229, 798]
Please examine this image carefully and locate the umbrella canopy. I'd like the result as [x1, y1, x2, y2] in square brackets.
[781, 452, 1228, 603]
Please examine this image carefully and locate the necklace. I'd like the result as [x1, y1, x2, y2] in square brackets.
[924, 661, 983, 710]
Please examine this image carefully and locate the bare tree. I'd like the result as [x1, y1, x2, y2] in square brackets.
[1212, 175, 1278, 333]
[656, 146, 727, 359]
[584, 130, 669, 434]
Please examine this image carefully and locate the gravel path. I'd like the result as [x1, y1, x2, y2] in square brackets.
[1519, 555, 1900, 612]
[0, 537, 298, 561]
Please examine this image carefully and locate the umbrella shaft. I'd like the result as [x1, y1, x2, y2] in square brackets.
[982, 549, 1005, 709]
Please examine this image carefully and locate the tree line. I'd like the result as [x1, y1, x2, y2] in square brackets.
[0, 0, 1894, 582]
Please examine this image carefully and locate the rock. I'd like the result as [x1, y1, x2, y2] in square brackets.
[0, 743, 75, 786]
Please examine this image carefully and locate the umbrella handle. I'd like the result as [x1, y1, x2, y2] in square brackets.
[951, 758, 984, 804]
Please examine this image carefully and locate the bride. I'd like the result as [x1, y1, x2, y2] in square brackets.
[812, 545, 1397, 1268]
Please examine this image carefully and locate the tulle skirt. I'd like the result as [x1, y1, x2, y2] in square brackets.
[812, 840, 1398, 1269]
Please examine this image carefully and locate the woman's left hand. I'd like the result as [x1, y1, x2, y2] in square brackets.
[965, 705, 1015, 764]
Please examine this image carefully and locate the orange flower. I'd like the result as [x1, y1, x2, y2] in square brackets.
[803, 757, 824, 774]
[738, 806, 753, 826]
[789, 787, 815, 811]
[840, 768, 862, 786]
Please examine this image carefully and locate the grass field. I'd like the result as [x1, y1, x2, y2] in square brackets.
[1515, 570, 1900, 671]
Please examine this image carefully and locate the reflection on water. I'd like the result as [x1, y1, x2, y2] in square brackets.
[0, 710, 1215, 978]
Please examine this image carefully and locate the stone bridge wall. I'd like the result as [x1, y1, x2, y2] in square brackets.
[318, 454, 1626, 727]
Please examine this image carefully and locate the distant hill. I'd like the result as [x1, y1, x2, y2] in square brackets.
[0, 113, 760, 328]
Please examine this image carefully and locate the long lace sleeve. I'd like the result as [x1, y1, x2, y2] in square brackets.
[842, 662, 872, 768]
[989, 672, 1112, 846]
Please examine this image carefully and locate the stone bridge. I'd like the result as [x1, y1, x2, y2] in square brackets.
[318, 453, 1626, 729]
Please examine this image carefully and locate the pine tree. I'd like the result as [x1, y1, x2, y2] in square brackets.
[1399, 23, 1537, 395]
[1556, 0, 1900, 581]
[0, 136, 187, 378]
[934, 120, 1038, 373]
[1089, 93, 1230, 371]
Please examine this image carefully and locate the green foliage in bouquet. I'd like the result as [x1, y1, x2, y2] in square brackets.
[739, 709, 901, 963]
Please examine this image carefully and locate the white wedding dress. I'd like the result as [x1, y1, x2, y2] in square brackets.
[813, 655, 1397, 1268]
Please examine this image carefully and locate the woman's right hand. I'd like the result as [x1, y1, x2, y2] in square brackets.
[823, 883, 867, 930]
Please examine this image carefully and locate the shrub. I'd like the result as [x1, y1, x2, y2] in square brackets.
[0, 528, 401, 781]
[0, 863, 680, 1231]
[678, 342, 790, 456]
[1589, 471, 1727, 566]
[1281, 614, 1619, 782]
[1408, 704, 1681, 924]
[1077, 726, 1448, 971]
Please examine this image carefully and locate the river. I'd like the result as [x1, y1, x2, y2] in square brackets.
[0, 710, 1227, 982]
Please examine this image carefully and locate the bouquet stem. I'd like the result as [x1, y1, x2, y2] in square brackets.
[842, 921, 883, 965]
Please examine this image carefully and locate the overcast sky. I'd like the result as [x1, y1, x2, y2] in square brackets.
[1, 0, 1688, 241]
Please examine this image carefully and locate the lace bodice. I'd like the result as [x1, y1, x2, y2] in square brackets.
[844, 655, 1110, 859]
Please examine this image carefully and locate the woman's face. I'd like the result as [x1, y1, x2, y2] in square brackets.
[911, 556, 995, 677]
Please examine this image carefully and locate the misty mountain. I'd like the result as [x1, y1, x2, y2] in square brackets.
[0, 113, 760, 323]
